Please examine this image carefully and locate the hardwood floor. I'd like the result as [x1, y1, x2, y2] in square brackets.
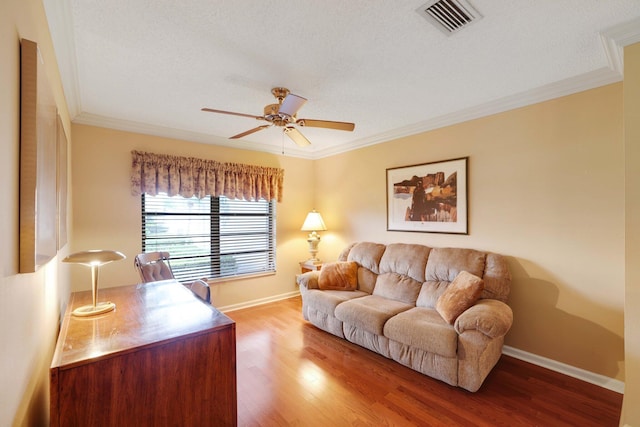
[226, 296, 622, 427]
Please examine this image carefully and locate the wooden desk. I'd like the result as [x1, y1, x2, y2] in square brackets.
[50, 280, 236, 427]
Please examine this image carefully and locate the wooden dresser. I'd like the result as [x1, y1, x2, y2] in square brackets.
[50, 279, 236, 426]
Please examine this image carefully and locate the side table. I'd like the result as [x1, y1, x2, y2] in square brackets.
[300, 261, 323, 273]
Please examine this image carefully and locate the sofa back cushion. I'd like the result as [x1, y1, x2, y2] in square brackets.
[417, 248, 486, 308]
[367, 243, 431, 304]
[340, 242, 511, 306]
[378, 243, 431, 282]
[481, 253, 511, 302]
[373, 273, 423, 304]
[347, 242, 386, 274]
[425, 247, 486, 281]
[357, 267, 378, 294]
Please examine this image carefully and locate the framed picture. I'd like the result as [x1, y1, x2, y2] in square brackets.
[386, 157, 468, 234]
[57, 114, 68, 250]
[19, 39, 58, 272]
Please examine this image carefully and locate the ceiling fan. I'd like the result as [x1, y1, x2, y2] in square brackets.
[201, 87, 355, 147]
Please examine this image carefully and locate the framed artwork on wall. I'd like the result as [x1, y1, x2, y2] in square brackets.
[57, 115, 68, 250]
[19, 38, 58, 272]
[386, 157, 468, 234]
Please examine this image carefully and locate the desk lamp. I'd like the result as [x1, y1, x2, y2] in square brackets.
[63, 250, 126, 317]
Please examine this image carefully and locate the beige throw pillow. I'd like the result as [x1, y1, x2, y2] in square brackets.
[436, 270, 484, 324]
[318, 261, 358, 291]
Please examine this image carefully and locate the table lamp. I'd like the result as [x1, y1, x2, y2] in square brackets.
[301, 210, 327, 263]
[63, 250, 126, 317]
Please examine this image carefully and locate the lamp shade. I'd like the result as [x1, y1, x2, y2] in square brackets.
[301, 211, 327, 231]
[63, 250, 126, 266]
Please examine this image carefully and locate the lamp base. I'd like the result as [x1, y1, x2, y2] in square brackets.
[72, 301, 116, 317]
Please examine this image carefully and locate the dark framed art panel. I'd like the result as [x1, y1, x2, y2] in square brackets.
[386, 157, 468, 234]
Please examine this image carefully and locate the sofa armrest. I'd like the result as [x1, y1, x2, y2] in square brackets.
[454, 299, 513, 339]
[296, 271, 320, 290]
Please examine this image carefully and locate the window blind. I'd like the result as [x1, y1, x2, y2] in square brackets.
[142, 193, 275, 282]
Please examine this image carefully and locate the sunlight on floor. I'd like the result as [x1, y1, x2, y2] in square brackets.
[298, 360, 326, 394]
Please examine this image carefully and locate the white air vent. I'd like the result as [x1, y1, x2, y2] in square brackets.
[416, 0, 482, 36]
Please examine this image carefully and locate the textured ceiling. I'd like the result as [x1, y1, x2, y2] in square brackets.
[44, 1, 640, 158]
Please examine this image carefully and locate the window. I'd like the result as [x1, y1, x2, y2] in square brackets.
[142, 193, 275, 282]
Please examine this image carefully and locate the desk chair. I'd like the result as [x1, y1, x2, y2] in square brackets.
[134, 252, 211, 303]
[134, 251, 174, 282]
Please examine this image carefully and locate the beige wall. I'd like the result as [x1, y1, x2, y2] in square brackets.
[621, 42, 640, 427]
[70, 124, 315, 308]
[0, 0, 71, 425]
[316, 84, 626, 381]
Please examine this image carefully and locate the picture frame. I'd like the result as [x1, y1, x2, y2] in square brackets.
[386, 157, 468, 234]
[57, 114, 68, 250]
[19, 39, 58, 272]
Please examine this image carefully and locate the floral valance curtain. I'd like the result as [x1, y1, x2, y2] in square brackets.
[130, 150, 284, 202]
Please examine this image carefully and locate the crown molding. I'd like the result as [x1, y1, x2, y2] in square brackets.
[42, 0, 81, 118]
[313, 66, 622, 158]
[600, 17, 640, 75]
[73, 63, 622, 161]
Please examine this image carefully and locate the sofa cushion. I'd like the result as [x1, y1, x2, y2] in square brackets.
[425, 248, 486, 282]
[335, 295, 413, 335]
[337, 243, 357, 261]
[357, 267, 377, 294]
[384, 307, 458, 358]
[416, 248, 487, 309]
[304, 289, 369, 316]
[436, 271, 484, 324]
[318, 261, 358, 290]
[347, 242, 386, 274]
[481, 253, 511, 302]
[372, 273, 422, 304]
[378, 243, 431, 283]
[416, 281, 448, 309]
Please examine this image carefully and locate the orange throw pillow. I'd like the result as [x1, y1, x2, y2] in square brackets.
[436, 271, 484, 324]
[318, 261, 358, 291]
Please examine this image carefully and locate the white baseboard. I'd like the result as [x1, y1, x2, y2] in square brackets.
[502, 346, 625, 394]
[217, 291, 300, 313]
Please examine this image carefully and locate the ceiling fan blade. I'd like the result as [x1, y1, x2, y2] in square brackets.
[230, 125, 271, 139]
[296, 118, 355, 132]
[201, 107, 265, 120]
[284, 126, 311, 147]
[278, 93, 307, 117]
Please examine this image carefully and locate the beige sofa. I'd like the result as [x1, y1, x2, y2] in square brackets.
[296, 242, 512, 392]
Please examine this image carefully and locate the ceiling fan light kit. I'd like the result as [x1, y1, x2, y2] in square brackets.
[202, 87, 355, 147]
[279, 93, 307, 117]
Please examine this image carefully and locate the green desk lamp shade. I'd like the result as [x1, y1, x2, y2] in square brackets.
[63, 250, 126, 317]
